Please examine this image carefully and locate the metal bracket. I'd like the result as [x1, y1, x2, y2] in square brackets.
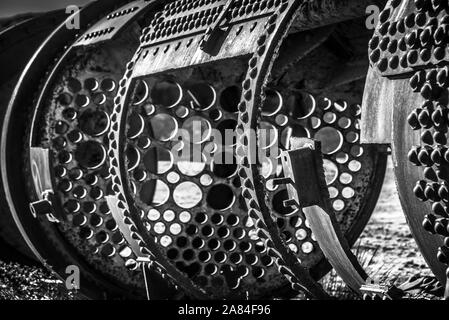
[279, 138, 330, 208]
[278, 137, 405, 298]
[278, 138, 369, 295]
[107, 196, 175, 300]
[199, 0, 234, 54]
[29, 147, 59, 223]
[136, 257, 177, 300]
[361, 279, 404, 300]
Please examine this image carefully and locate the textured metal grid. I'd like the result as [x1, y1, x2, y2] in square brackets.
[369, 0, 449, 76]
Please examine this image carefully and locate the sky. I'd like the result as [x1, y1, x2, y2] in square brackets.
[0, 0, 91, 18]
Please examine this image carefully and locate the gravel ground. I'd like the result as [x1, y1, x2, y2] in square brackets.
[0, 262, 74, 300]
[356, 158, 432, 283]
[0, 157, 439, 300]
[319, 157, 439, 300]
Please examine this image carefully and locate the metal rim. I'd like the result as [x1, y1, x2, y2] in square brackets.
[0, 0, 154, 299]
[234, 1, 388, 298]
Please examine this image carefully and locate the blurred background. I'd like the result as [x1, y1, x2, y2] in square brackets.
[0, 0, 91, 18]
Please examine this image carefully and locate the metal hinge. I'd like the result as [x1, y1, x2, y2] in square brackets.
[361, 279, 404, 300]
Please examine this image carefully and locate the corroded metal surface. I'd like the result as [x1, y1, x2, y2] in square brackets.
[106, 0, 386, 299]
[367, 0, 449, 287]
[233, 1, 387, 298]
[3, 0, 435, 301]
[1, 0, 172, 299]
[0, 10, 67, 261]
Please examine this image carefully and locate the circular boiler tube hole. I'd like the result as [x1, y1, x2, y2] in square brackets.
[144, 146, 173, 174]
[346, 131, 359, 143]
[340, 172, 353, 185]
[101, 78, 116, 92]
[75, 94, 90, 107]
[334, 100, 348, 112]
[323, 159, 338, 185]
[67, 78, 82, 93]
[181, 116, 212, 144]
[92, 93, 106, 105]
[217, 119, 237, 146]
[280, 125, 309, 149]
[350, 145, 364, 158]
[314, 127, 344, 155]
[220, 86, 241, 113]
[323, 112, 337, 124]
[262, 89, 282, 116]
[126, 146, 140, 171]
[62, 108, 77, 121]
[260, 156, 275, 178]
[101, 244, 117, 258]
[212, 153, 237, 178]
[173, 182, 202, 209]
[84, 78, 99, 91]
[74, 141, 106, 169]
[200, 174, 213, 186]
[58, 93, 73, 106]
[206, 184, 235, 211]
[348, 160, 362, 172]
[185, 82, 216, 110]
[333, 199, 345, 211]
[177, 158, 206, 176]
[55, 121, 69, 135]
[140, 180, 170, 206]
[258, 122, 278, 150]
[150, 80, 182, 108]
[78, 110, 110, 137]
[127, 112, 145, 139]
[342, 187, 355, 199]
[133, 80, 149, 105]
[148, 113, 178, 141]
[338, 117, 351, 129]
[167, 172, 180, 184]
[286, 92, 316, 119]
[175, 106, 189, 118]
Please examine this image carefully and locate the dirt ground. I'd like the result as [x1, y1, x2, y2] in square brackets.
[0, 157, 438, 299]
[356, 157, 432, 284]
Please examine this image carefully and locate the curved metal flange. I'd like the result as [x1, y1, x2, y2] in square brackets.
[105, 0, 380, 300]
[0, 0, 163, 300]
[25, 0, 174, 299]
[234, 0, 388, 299]
[390, 79, 446, 283]
[0, 10, 67, 261]
[367, 0, 449, 287]
[279, 138, 403, 299]
[107, 2, 278, 300]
